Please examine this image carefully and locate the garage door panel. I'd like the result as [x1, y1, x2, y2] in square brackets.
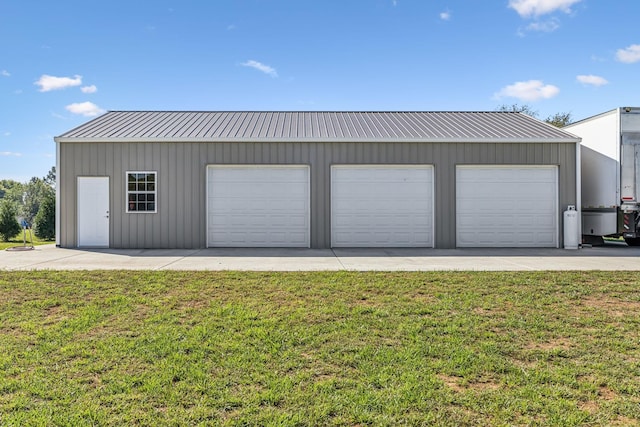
[331, 166, 433, 248]
[456, 166, 558, 248]
[210, 199, 306, 211]
[535, 216, 555, 226]
[333, 202, 424, 214]
[338, 200, 433, 212]
[207, 166, 309, 247]
[211, 229, 308, 246]
[536, 234, 556, 244]
[334, 186, 429, 198]
[458, 231, 555, 247]
[210, 213, 305, 227]
[333, 231, 430, 246]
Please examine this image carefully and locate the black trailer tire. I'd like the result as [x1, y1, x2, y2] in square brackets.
[624, 237, 640, 246]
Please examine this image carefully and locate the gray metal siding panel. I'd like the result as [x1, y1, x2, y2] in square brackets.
[111, 144, 120, 247]
[176, 144, 186, 248]
[160, 143, 171, 248]
[437, 143, 455, 247]
[191, 143, 204, 248]
[177, 143, 188, 248]
[122, 144, 132, 247]
[58, 145, 70, 246]
[167, 143, 178, 247]
[59, 141, 576, 249]
[316, 143, 327, 248]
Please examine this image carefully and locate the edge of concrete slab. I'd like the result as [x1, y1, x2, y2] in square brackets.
[3, 243, 640, 271]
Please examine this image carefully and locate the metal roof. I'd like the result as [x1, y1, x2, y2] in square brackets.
[55, 111, 580, 143]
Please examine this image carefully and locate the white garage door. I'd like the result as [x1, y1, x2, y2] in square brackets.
[331, 165, 434, 247]
[456, 166, 558, 248]
[207, 165, 310, 247]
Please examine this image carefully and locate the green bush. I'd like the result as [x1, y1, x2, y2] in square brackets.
[0, 200, 21, 242]
[34, 196, 55, 240]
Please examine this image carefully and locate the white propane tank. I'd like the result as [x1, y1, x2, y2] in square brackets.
[564, 205, 579, 249]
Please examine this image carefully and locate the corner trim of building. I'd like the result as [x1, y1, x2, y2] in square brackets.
[55, 141, 61, 247]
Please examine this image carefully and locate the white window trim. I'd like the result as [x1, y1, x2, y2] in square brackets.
[126, 171, 157, 213]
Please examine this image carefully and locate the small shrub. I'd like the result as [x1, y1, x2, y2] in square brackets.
[0, 199, 21, 241]
[34, 196, 55, 240]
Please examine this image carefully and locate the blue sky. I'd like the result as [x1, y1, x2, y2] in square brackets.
[1, 0, 639, 182]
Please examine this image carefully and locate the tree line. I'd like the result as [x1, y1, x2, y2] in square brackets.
[0, 167, 55, 242]
[496, 104, 573, 127]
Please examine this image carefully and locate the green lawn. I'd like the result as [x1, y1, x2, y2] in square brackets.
[0, 271, 639, 426]
[0, 235, 52, 251]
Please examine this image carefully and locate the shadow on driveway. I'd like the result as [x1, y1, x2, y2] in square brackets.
[79, 241, 636, 258]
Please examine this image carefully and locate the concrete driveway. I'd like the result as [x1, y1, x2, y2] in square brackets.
[2, 242, 640, 271]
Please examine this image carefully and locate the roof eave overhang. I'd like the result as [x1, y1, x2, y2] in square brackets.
[54, 137, 582, 144]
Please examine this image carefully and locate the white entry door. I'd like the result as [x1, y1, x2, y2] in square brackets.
[77, 177, 110, 247]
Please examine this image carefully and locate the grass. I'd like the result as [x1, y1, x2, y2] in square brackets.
[0, 271, 639, 426]
[0, 234, 52, 250]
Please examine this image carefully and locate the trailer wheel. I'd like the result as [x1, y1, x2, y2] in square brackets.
[624, 237, 640, 246]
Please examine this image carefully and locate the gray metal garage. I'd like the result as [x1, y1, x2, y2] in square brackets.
[54, 111, 580, 249]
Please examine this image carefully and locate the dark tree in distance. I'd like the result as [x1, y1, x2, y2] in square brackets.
[496, 104, 573, 127]
[496, 103, 540, 118]
[44, 166, 56, 187]
[544, 112, 574, 128]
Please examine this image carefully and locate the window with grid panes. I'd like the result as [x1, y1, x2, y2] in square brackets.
[126, 172, 157, 212]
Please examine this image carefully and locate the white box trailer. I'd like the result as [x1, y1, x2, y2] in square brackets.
[564, 107, 640, 245]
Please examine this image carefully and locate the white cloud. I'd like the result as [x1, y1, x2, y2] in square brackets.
[494, 80, 560, 101]
[525, 18, 559, 32]
[35, 74, 82, 92]
[440, 11, 451, 21]
[81, 85, 97, 94]
[241, 60, 278, 77]
[3, 132, 10, 136]
[0, 151, 22, 157]
[577, 74, 608, 87]
[1, 70, 9, 77]
[616, 44, 640, 64]
[65, 102, 105, 117]
[509, 0, 582, 18]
